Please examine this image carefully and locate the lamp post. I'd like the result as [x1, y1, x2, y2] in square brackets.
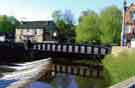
[121, 0, 127, 47]
[53, 32, 57, 41]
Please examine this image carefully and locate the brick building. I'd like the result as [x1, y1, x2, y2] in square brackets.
[121, 1, 135, 48]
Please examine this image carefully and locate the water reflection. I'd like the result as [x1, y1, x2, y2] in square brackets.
[55, 73, 78, 88]
[27, 73, 78, 88]
[0, 80, 17, 88]
[26, 82, 52, 88]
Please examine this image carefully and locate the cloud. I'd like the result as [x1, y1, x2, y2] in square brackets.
[0, 7, 53, 21]
[13, 8, 53, 21]
[0, 0, 54, 21]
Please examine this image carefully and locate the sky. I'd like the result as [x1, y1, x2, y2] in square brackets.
[0, 0, 133, 21]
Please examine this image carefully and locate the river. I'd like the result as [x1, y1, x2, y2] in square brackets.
[0, 59, 104, 88]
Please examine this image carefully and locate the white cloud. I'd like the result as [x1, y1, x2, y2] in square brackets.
[13, 8, 53, 21]
[0, 1, 54, 21]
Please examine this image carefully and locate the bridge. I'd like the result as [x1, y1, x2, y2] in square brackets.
[0, 42, 111, 63]
[29, 43, 111, 59]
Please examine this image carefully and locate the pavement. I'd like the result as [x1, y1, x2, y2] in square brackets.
[112, 46, 135, 56]
[110, 76, 135, 88]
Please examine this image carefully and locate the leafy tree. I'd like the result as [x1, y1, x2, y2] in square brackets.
[0, 15, 19, 32]
[52, 10, 75, 43]
[79, 10, 95, 22]
[75, 10, 100, 44]
[100, 6, 122, 44]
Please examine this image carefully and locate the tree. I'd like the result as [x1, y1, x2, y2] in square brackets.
[79, 10, 95, 22]
[75, 10, 100, 44]
[52, 10, 75, 43]
[100, 6, 122, 44]
[0, 15, 19, 32]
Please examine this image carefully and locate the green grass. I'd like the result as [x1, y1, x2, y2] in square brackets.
[102, 51, 135, 85]
[76, 51, 135, 88]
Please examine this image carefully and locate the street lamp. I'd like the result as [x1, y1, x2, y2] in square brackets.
[53, 32, 57, 41]
[121, 0, 127, 47]
[53, 32, 57, 37]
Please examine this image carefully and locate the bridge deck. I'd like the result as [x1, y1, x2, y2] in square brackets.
[30, 43, 111, 59]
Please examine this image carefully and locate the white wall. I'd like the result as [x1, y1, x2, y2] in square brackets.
[131, 38, 135, 48]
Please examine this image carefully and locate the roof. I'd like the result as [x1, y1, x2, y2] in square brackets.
[16, 21, 56, 29]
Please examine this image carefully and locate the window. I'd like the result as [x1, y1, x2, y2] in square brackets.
[22, 29, 35, 36]
[125, 25, 131, 33]
[131, 12, 135, 21]
[0, 36, 5, 42]
[36, 29, 42, 35]
[23, 29, 27, 33]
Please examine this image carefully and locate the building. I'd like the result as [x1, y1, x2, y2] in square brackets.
[121, 1, 135, 48]
[15, 21, 58, 43]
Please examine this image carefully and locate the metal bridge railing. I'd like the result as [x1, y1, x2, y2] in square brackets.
[31, 43, 111, 57]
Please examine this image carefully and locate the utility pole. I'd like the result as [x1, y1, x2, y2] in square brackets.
[121, 0, 127, 47]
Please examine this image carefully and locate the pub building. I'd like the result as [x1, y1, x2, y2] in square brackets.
[15, 21, 58, 43]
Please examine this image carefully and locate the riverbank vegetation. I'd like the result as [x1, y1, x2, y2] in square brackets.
[102, 49, 135, 86]
[76, 48, 135, 88]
